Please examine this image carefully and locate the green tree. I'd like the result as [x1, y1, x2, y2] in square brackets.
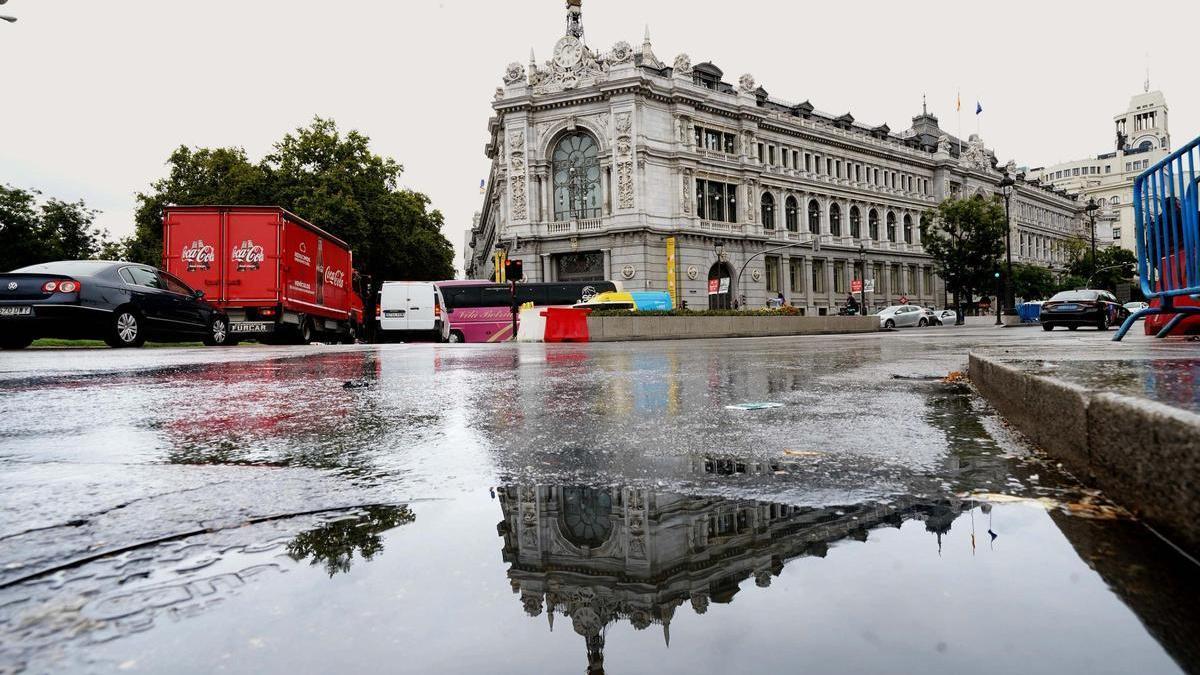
[1066, 246, 1136, 291]
[1, 185, 109, 270]
[0, 184, 51, 271]
[920, 196, 1008, 321]
[128, 146, 269, 265]
[1009, 263, 1056, 301]
[263, 117, 455, 293]
[127, 118, 455, 308]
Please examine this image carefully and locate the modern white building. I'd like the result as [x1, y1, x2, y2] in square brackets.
[467, 0, 1083, 312]
[1026, 88, 1172, 254]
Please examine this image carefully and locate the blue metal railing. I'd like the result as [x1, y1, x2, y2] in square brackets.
[1113, 135, 1200, 340]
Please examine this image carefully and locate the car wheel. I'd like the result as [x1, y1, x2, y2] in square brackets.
[0, 334, 33, 350]
[1068, 325, 1078, 331]
[203, 316, 230, 346]
[883, 319, 895, 329]
[447, 330, 464, 343]
[918, 318, 928, 327]
[1098, 315, 1110, 331]
[107, 308, 145, 348]
[1042, 323, 1054, 331]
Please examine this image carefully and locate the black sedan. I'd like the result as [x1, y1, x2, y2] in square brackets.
[1040, 289, 1128, 331]
[1, 260, 231, 349]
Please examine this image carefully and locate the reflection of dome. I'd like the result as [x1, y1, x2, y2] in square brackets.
[561, 487, 613, 548]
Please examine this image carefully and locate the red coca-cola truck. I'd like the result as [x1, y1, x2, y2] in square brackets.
[162, 206, 364, 343]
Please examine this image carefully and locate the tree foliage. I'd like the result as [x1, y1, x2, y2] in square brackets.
[1065, 245, 1137, 291]
[1010, 263, 1056, 301]
[126, 117, 455, 293]
[0, 185, 109, 271]
[920, 196, 1008, 306]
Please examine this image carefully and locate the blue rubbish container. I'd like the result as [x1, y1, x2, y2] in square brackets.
[1017, 302, 1042, 323]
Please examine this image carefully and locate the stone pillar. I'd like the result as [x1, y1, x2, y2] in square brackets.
[803, 256, 813, 311]
[781, 254, 792, 303]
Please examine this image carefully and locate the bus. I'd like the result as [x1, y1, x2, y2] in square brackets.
[434, 280, 618, 343]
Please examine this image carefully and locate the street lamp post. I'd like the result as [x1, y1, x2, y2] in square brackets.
[999, 173, 1015, 315]
[1086, 197, 1100, 281]
[857, 245, 867, 315]
[735, 240, 814, 309]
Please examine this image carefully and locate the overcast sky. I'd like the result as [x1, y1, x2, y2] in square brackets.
[2, 0, 1196, 274]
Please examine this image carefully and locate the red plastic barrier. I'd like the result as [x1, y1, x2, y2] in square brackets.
[542, 307, 591, 342]
[1146, 295, 1200, 335]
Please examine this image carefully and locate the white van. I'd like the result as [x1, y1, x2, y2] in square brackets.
[376, 281, 438, 341]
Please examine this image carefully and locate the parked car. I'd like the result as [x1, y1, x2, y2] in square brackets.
[916, 306, 942, 326]
[0, 260, 230, 349]
[1123, 301, 1149, 319]
[877, 304, 928, 328]
[932, 309, 958, 325]
[1040, 289, 1128, 331]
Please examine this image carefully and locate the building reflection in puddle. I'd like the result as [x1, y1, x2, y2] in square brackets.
[496, 484, 971, 674]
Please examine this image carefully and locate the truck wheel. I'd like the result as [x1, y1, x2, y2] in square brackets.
[298, 318, 314, 345]
[106, 308, 146, 348]
[203, 316, 230, 346]
[0, 334, 33, 350]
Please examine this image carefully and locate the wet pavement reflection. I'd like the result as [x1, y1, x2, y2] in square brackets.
[1, 334, 1198, 673]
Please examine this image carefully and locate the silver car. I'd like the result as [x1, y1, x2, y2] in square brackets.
[877, 304, 927, 328]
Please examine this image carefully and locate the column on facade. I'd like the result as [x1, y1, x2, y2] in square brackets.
[603, 248, 612, 281]
[802, 256, 813, 310]
[540, 253, 552, 283]
[825, 256, 836, 306]
[820, 195, 831, 238]
[780, 254, 792, 304]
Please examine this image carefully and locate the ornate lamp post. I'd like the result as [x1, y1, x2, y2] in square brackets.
[998, 173, 1015, 315]
[1086, 197, 1100, 281]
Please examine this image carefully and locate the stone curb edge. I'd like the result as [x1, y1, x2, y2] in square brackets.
[969, 351, 1200, 557]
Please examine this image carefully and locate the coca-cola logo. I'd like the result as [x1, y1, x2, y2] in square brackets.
[324, 267, 346, 289]
[232, 240, 265, 271]
[182, 240, 215, 271]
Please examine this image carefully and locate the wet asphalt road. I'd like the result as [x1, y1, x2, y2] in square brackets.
[1, 324, 1198, 674]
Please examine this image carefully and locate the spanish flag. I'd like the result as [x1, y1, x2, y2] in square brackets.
[479, 179, 485, 194]
[956, 91, 961, 112]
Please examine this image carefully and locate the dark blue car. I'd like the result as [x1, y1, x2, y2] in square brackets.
[0, 260, 231, 349]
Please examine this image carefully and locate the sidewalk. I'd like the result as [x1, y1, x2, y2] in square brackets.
[969, 329, 1200, 556]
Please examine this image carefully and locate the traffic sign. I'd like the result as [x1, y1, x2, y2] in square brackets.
[851, 279, 862, 293]
[900, 295, 909, 305]
[863, 279, 875, 293]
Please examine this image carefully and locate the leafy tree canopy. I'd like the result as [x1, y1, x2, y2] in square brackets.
[920, 196, 1008, 302]
[1, 185, 110, 271]
[1010, 263, 1057, 301]
[126, 117, 455, 292]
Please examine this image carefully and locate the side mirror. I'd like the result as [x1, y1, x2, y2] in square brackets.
[192, 289, 205, 299]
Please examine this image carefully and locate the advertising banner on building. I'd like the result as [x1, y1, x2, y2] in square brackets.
[665, 237, 677, 307]
[708, 278, 719, 294]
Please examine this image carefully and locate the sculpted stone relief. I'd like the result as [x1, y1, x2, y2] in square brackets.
[614, 111, 635, 210]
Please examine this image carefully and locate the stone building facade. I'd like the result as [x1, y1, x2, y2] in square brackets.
[1026, 88, 1172, 255]
[467, 1, 1083, 311]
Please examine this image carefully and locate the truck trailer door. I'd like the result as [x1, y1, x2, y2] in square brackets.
[225, 210, 279, 305]
[163, 209, 223, 300]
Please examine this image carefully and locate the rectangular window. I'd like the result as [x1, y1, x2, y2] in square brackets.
[789, 259, 804, 294]
[724, 133, 736, 154]
[1105, 165, 1112, 174]
[812, 259, 826, 294]
[804, 153, 812, 172]
[706, 181, 724, 222]
[906, 267, 916, 294]
[1113, 227, 1122, 240]
[792, 150, 799, 168]
[889, 265, 900, 294]
[923, 267, 933, 293]
[782, 148, 789, 168]
[1073, 168, 1080, 176]
[695, 179, 706, 219]
[694, 127, 702, 147]
[872, 263, 883, 291]
[769, 146, 776, 165]
[855, 165, 861, 182]
[834, 261, 846, 293]
[758, 143, 765, 163]
[826, 158, 832, 175]
[765, 256, 780, 294]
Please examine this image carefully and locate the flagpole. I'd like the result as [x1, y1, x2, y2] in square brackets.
[956, 88, 962, 156]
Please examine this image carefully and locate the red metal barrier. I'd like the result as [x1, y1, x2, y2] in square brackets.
[542, 307, 591, 342]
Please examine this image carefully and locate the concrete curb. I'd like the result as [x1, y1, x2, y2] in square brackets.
[969, 352, 1200, 556]
[586, 315, 879, 342]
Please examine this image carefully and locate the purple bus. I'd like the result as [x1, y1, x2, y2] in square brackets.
[434, 280, 617, 343]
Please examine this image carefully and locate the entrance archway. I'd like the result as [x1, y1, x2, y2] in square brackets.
[708, 261, 734, 309]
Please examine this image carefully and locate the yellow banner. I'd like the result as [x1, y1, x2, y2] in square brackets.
[666, 237, 677, 307]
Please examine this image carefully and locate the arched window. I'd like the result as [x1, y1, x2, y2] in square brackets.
[785, 196, 799, 232]
[868, 209, 879, 240]
[886, 211, 897, 241]
[560, 487, 613, 548]
[761, 192, 776, 229]
[903, 214, 913, 244]
[808, 199, 821, 234]
[829, 203, 842, 236]
[919, 214, 930, 246]
[849, 206, 861, 238]
[552, 132, 602, 221]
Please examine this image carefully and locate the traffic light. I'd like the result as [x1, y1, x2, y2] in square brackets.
[504, 258, 524, 282]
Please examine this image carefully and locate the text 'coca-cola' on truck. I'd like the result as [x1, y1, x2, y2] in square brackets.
[163, 206, 364, 343]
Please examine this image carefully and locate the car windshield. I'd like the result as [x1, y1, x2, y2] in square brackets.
[11, 261, 113, 276]
[1049, 290, 1100, 302]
